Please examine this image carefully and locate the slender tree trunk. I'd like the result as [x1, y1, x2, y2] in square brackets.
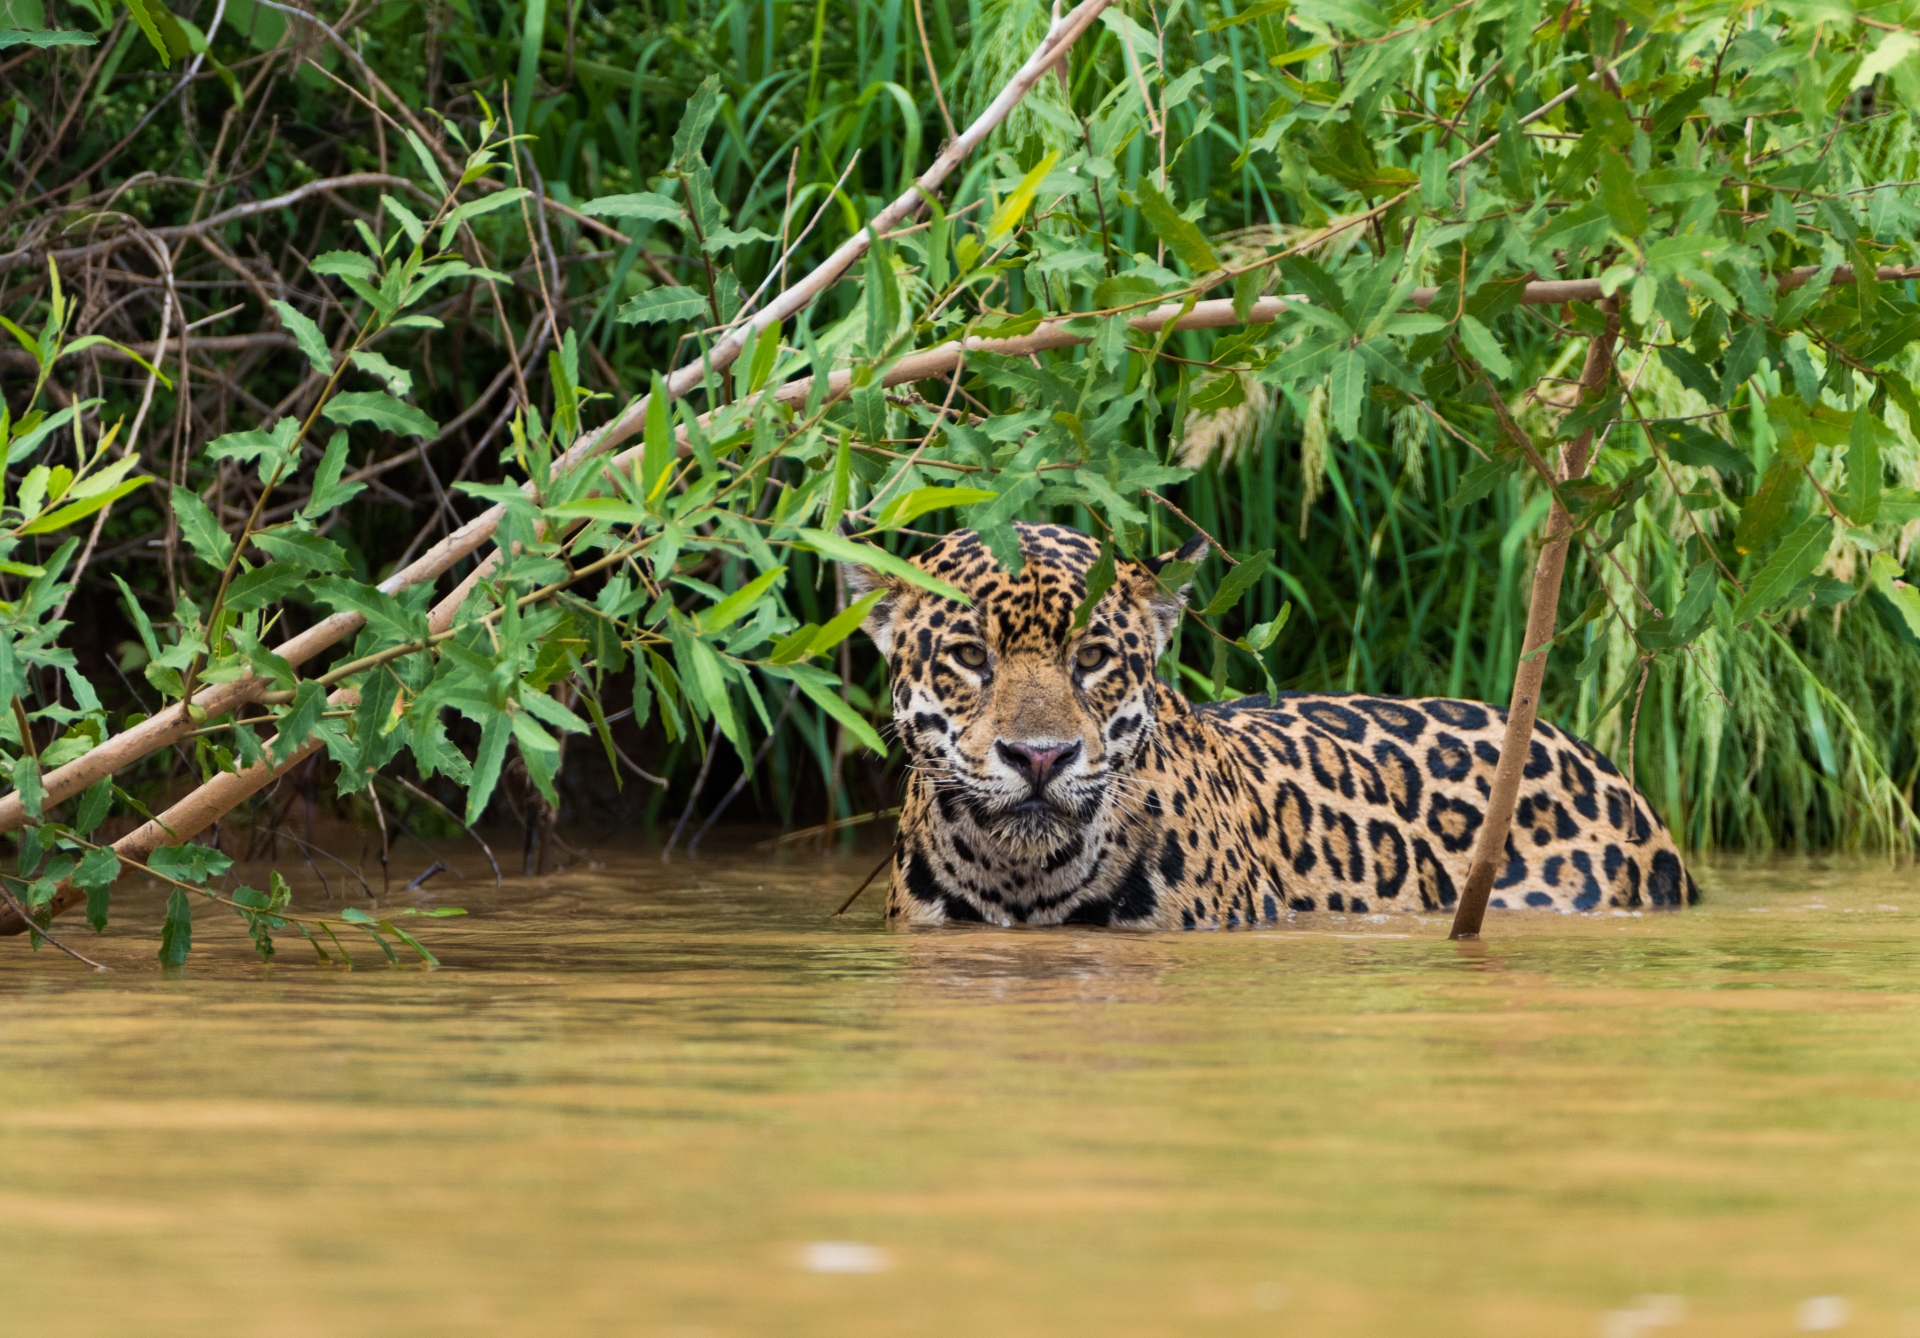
[1449, 301, 1619, 940]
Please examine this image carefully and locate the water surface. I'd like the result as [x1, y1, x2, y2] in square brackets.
[5, 841, 1918, 1336]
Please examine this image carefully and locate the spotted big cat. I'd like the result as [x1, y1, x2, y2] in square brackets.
[844, 522, 1696, 929]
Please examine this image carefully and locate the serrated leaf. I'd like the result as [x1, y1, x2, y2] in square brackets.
[268, 679, 328, 767]
[349, 350, 412, 398]
[305, 576, 429, 647]
[321, 391, 438, 440]
[1598, 149, 1648, 238]
[0, 28, 98, 48]
[224, 561, 307, 612]
[149, 842, 234, 885]
[302, 431, 367, 518]
[1132, 177, 1219, 272]
[1733, 518, 1833, 623]
[171, 488, 233, 569]
[580, 191, 688, 226]
[616, 287, 709, 326]
[1456, 314, 1513, 380]
[250, 529, 347, 573]
[1201, 549, 1275, 618]
[269, 300, 334, 377]
[75, 779, 112, 837]
[158, 888, 192, 966]
[205, 416, 300, 484]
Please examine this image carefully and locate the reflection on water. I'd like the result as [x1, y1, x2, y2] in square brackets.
[5, 839, 1920, 1336]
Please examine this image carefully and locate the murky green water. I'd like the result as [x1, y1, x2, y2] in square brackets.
[4, 841, 1919, 1336]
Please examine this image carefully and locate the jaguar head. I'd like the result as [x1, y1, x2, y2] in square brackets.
[845, 522, 1205, 861]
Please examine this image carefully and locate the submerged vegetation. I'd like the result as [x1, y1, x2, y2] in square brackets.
[3, 0, 1920, 961]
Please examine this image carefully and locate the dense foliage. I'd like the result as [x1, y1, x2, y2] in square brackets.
[5, 0, 1920, 962]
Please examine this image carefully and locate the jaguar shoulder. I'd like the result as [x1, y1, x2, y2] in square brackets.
[845, 522, 1696, 930]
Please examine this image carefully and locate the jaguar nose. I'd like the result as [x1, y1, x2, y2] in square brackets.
[994, 739, 1082, 791]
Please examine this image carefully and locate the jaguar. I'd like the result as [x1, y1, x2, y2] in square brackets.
[846, 521, 1697, 929]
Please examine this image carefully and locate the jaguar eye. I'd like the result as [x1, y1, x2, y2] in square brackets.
[1075, 645, 1110, 671]
[955, 643, 988, 669]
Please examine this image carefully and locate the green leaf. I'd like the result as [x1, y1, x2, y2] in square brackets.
[1733, 518, 1833, 623]
[825, 431, 852, 533]
[171, 488, 233, 569]
[268, 679, 328, 766]
[305, 576, 429, 647]
[74, 779, 112, 837]
[580, 191, 687, 226]
[1456, 315, 1513, 381]
[1845, 409, 1883, 525]
[73, 847, 117, 932]
[987, 151, 1060, 243]
[671, 75, 722, 169]
[1720, 322, 1766, 396]
[698, 566, 786, 634]
[349, 350, 412, 399]
[795, 528, 967, 603]
[206, 416, 301, 483]
[1131, 177, 1219, 272]
[0, 28, 99, 48]
[149, 842, 234, 885]
[251, 529, 347, 573]
[1870, 553, 1920, 639]
[1072, 538, 1117, 632]
[1647, 421, 1751, 478]
[642, 372, 674, 502]
[12, 753, 41, 820]
[322, 390, 439, 440]
[302, 431, 366, 517]
[1657, 345, 1719, 401]
[1237, 602, 1292, 653]
[1093, 273, 1167, 310]
[875, 486, 998, 530]
[224, 561, 307, 612]
[1597, 152, 1648, 238]
[616, 287, 709, 326]
[464, 715, 511, 825]
[123, 0, 190, 66]
[439, 187, 532, 237]
[159, 888, 193, 966]
[1450, 453, 1519, 510]
[783, 666, 887, 756]
[1327, 353, 1367, 438]
[113, 574, 161, 661]
[810, 590, 887, 659]
[1733, 452, 1804, 554]
[1201, 549, 1275, 618]
[863, 229, 903, 355]
[269, 299, 333, 377]
[16, 476, 148, 535]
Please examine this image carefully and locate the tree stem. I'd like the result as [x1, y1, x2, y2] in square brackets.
[1449, 299, 1619, 941]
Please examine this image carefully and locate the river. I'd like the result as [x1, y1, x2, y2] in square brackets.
[4, 841, 1917, 1335]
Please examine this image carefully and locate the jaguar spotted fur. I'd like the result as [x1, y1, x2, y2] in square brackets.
[847, 522, 1697, 929]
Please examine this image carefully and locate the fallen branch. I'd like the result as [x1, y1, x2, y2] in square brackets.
[0, 0, 1119, 916]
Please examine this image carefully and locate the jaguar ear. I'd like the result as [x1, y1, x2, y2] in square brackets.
[1142, 533, 1209, 657]
[840, 559, 905, 659]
